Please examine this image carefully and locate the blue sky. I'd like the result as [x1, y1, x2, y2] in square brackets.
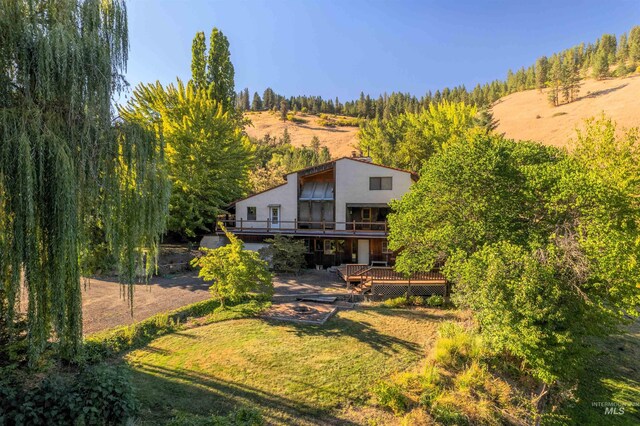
[123, 0, 640, 103]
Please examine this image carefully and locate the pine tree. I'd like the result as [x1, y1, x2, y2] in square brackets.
[535, 56, 549, 92]
[547, 58, 562, 106]
[280, 100, 288, 122]
[252, 92, 263, 110]
[242, 88, 250, 111]
[629, 26, 640, 61]
[593, 49, 609, 79]
[311, 136, 321, 153]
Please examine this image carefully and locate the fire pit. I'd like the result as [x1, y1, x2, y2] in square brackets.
[262, 302, 338, 325]
[292, 305, 315, 314]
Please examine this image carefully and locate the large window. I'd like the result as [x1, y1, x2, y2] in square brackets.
[369, 177, 392, 190]
[247, 206, 257, 221]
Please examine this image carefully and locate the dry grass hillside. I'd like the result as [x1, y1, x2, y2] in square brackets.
[243, 111, 360, 157]
[492, 74, 640, 148]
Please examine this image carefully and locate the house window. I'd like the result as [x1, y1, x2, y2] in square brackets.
[382, 240, 392, 253]
[304, 239, 313, 253]
[362, 208, 371, 221]
[370, 177, 392, 190]
[247, 206, 257, 221]
[324, 240, 335, 255]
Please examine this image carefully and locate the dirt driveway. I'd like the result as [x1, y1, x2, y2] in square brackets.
[82, 269, 345, 334]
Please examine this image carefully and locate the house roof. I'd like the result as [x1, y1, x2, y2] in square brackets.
[227, 157, 417, 206]
[284, 156, 418, 181]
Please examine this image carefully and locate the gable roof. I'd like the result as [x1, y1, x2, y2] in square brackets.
[228, 157, 417, 206]
[285, 156, 418, 180]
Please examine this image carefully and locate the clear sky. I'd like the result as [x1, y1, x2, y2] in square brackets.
[122, 0, 640, 103]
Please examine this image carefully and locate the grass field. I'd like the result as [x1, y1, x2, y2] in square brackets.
[560, 320, 640, 425]
[125, 307, 460, 425]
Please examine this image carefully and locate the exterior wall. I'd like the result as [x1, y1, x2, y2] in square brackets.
[235, 172, 298, 229]
[334, 158, 413, 230]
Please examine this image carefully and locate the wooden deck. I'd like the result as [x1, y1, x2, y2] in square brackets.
[337, 265, 447, 296]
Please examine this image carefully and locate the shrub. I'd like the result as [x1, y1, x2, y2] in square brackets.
[192, 223, 273, 307]
[317, 118, 335, 127]
[0, 364, 137, 425]
[371, 381, 409, 415]
[430, 394, 469, 425]
[289, 116, 308, 124]
[381, 295, 411, 308]
[426, 295, 444, 307]
[259, 234, 306, 273]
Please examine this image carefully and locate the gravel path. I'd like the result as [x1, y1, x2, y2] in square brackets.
[82, 269, 346, 334]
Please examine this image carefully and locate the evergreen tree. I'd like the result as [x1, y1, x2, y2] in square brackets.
[242, 88, 250, 111]
[629, 26, 640, 61]
[593, 49, 609, 79]
[535, 56, 549, 92]
[280, 99, 288, 121]
[251, 92, 263, 110]
[547, 58, 562, 106]
[310, 135, 321, 153]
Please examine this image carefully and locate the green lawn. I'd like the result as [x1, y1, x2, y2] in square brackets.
[125, 307, 459, 425]
[559, 319, 640, 425]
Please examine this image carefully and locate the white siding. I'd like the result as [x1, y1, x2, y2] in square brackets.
[235, 172, 298, 229]
[334, 158, 413, 230]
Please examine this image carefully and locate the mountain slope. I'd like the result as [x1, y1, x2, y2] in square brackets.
[491, 75, 640, 148]
[243, 111, 359, 157]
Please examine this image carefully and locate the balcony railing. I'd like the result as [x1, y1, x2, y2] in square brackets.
[216, 219, 388, 235]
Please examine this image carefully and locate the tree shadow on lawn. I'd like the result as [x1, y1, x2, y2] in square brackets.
[265, 312, 421, 355]
[363, 306, 460, 323]
[131, 362, 359, 425]
[560, 320, 640, 425]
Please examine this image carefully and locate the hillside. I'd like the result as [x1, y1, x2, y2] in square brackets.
[492, 75, 640, 148]
[243, 111, 360, 157]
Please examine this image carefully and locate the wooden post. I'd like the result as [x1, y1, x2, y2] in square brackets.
[322, 221, 325, 234]
[352, 220, 356, 234]
[240, 218, 243, 231]
[294, 218, 297, 234]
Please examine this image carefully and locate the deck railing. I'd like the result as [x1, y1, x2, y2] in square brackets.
[216, 219, 388, 235]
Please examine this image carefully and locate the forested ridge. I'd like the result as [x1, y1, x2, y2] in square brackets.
[237, 25, 640, 119]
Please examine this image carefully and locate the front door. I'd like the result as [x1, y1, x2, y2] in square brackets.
[270, 206, 280, 229]
[357, 239, 370, 265]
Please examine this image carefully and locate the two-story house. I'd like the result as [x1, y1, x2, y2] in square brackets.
[217, 155, 417, 268]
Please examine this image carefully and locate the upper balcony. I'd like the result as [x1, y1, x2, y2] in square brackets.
[216, 219, 389, 238]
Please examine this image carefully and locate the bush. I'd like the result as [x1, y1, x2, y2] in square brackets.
[0, 364, 136, 425]
[381, 295, 411, 308]
[259, 234, 306, 273]
[168, 407, 263, 426]
[427, 295, 445, 307]
[371, 381, 409, 415]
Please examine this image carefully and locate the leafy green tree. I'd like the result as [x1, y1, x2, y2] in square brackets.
[191, 31, 207, 90]
[0, 0, 170, 362]
[389, 123, 640, 387]
[121, 80, 250, 237]
[359, 101, 478, 171]
[192, 224, 273, 307]
[259, 235, 306, 273]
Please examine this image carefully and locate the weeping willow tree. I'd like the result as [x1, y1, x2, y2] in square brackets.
[0, 0, 170, 363]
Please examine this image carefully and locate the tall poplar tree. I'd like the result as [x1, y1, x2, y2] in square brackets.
[206, 28, 236, 113]
[0, 0, 170, 362]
